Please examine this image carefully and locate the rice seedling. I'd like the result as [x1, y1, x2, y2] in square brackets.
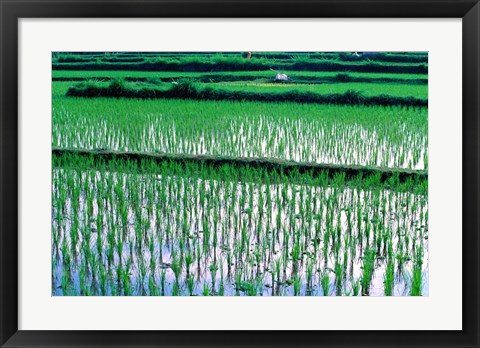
[410, 243, 424, 296]
[361, 247, 376, 296]
[321, 272, 330, 296]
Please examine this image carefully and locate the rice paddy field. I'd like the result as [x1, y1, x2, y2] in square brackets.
[52, 51, 428, 296]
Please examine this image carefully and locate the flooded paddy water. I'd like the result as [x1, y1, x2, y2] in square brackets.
[52, 158, 428, 296]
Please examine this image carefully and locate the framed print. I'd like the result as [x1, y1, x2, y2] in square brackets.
[1, 0, 479, 347]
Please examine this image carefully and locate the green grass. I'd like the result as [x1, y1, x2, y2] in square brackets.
[201, 81, 427, 99]
[52, 69, 427, 81]
[52, 70, 428, 87]
[64, 79, 427, 107]
[52, 147, 428, 183]
[52, 56, 427, 74]
[53, 51, 428, 64]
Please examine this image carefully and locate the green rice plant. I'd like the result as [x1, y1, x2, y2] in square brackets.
[352, 279, 360, 296]
[171, 253, 182, 283]
[61, 266, 71, 295]
[410, 267, 422, 296]
[384, 257, 395, 296]
[187, 274, 195, 296]
[291, 241, 301, 275]
[202, 282, 210, 296]
[410, 243, 424, 296]
[218, 278, 225, 296]
[241, 280, 259, 296]
[293, 275, 301, 296]
[160, 269, 166, 296]
[234, 270, 243, 296]
[185, 251, 194, 277]
[209, 263, 218, 290]
[306, 257, 314, 288]
[99, 264, 107, 295]
[148, 275, 159, 296]
[321, 272, 330, 296]
[361, 246, 376, 296]
[172, 281, 180, 296]
[334, 260, 344, 295]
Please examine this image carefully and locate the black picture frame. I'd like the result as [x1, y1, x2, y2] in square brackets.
[1, 1, 479, 347]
